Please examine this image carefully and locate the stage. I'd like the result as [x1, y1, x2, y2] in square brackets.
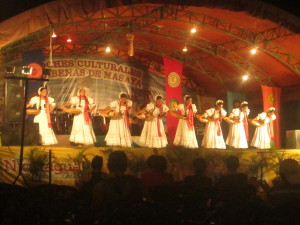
[1, 144, 300, 187]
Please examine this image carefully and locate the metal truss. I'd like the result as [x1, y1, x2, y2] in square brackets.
[1, 4, 298, 85]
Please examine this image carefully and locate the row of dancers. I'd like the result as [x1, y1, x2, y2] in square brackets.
[26, 87, 276, 149]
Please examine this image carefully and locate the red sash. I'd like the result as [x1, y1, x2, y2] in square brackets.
[81, 96, 91, 125]
[243, 111, 249, 141]
[41, 96, 52, 128]
[156, 103, 163, 137]
[214, 110, 222, 136]
[186, 104, 194, 130]
[121, 101, 130, 131]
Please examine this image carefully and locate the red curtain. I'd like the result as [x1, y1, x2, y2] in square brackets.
[261, 85, 281, 148]
[164, 57, 183, 144]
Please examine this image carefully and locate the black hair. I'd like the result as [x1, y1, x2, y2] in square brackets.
[107, 151, 127, 173]
[120, 93, 128, 99]
[224, 155, 239, 172]
[193, 157, 207, 175]
[156, 95, 162, 101]
[268, 108, 275, 113]
[39, 87, 47, 93]
[241, 103, 248, 108]
[91, 155, 103, 171]
[185, 95, 191, 101]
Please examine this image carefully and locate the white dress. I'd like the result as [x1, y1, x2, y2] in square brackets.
[105, 100, 132, 147]
[173, 104, 198, 148]
[251, 112, 276, 149]
[226, 108, 250, 148]
[140, 102, 169, 148]
[29, 96, 57, 145]
[69, 96, 96, 145]
[201, 108, 227, 149]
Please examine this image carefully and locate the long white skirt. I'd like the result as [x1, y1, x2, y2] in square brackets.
[70, 114, 96, 145]
[140, 117, 168, 148]
[201, 121, 226, 149]
[173, 119, 198, 148]
[105, 116, 132, 147]
[34, 112, 57, 145]
[226, 123, 248, 148]
[250, 125, 271, 149]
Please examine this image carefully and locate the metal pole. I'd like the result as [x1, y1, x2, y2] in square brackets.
[13, 79, 28, 184]
[49, 150, 52, 184]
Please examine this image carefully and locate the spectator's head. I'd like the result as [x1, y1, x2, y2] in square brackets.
[147, 155, 158, 170]
[224, 155, 239, 172]
[91, 155, 103, 171]
[107, 151, 128, 173]
[193, 157, 207, 175]
[279, 159, 300, 185]
[153, 155, 167, 172]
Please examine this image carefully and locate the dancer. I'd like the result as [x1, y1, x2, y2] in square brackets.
[103, 92, 132, 147]
[226, 101, 250, 149]
[138, 95, 169, 148]
[62, 87, 96, 146]
[250, 107, 276, 149]
[170, 95, 198, 148]
[26, 87, 57, 145]
[198, 100, 227, 149]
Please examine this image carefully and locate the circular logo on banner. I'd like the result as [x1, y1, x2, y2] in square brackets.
[267, 94, 275, 105]
[168, 72, 181, 88]
[168, 98, 179, 110]
[27, 63, 42, 78]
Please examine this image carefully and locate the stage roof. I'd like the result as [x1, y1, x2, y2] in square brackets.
[0, 0, 300, 96]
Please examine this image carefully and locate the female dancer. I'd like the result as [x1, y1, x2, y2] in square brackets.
[198, 100, 227, 149]
[26, 87, 57, 145]
[250, 107, 276, 149]
[104, 92, 132, 147]
[226, 101, 250, 149]
[170, 95, 198, 148]
[138, 95, 169, 148]
[62, 87, 96, 146]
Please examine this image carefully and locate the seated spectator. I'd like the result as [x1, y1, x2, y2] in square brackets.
[267, 159, 300, 225]
[184, 157, 212, 190]
[92, 151, 144, 223]
[141, 155, 174, 187]
[78, 156, 107, 225]
[81, 155, 107, 192]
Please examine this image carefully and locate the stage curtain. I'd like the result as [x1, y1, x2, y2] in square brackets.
[164, 57, 183, 144]
[261, 85, 281, 148]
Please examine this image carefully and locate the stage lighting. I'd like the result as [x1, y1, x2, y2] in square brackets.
[51, 30, 57, 38]
[105, 46, 111, 52]
[22, 66, 33, 75]
[67, 36, 72, 43]
[191, 28, 196, 33]
[42, 68, 51, 76]
[182, 46, 188, 52]
[6, 66, 15, 74]
[242, 74, 249, 81]
[250, 48, 257, 54]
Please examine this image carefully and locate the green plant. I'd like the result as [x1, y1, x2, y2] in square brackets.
[26, 147, 48, 182]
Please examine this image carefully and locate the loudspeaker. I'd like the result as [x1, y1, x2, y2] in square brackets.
[5, 79, 24, 122]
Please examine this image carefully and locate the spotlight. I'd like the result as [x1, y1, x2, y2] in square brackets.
[42, 68, 51, 76]
[51, 30, 57, 38]
[66, 36, 72, 43]
[250, 48, 257, 54]
[191, 28, 196, 33]
[242, 74, 249, 81]
[182, 46, 188, 52]
[105, 46, 111, 52]
[22, 66, 33, 75]
[6, 66, 15, 74]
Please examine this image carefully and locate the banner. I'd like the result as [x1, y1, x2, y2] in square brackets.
[261, 85, 281, 148]
[198, 96, 216, 113]
[164, 57, 183, 144]
[227, 91, 246, 113]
